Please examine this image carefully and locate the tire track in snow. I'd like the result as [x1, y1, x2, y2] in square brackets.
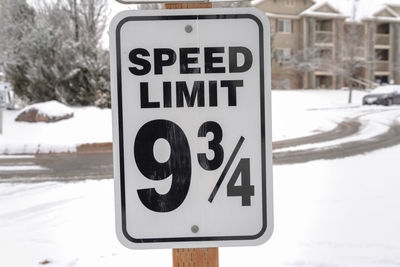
[273, 112, 400, 165]
[273, 119, 362, 150]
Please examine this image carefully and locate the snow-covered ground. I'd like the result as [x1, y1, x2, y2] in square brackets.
[271, 89, 367, 141]
[0, 107, 111, 154]
[1, 145, 400, 267]
[2, 89, 399, 154]
[1, 89, 400, 266]
[0, 89, 372, 154]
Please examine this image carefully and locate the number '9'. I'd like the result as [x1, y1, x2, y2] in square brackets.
[134, 120, 191, 212]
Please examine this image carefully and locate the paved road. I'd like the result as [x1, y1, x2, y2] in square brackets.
[273, 108, 400, 164]
[273, 121, 400, 165]
[273, 118, 361, 150]
[0, 152, 113, 183]
[1, 109, 400, 182]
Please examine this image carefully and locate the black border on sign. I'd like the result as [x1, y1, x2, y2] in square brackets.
[116, 13, 267, 244]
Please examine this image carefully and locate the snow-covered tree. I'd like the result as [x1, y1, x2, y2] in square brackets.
[288, 45, 326, 88]
[2, 0, 110, 107]
[336, 21, 366, 103]
[0, 1, 36, 98]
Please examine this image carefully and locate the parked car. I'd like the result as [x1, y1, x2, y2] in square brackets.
[362, 85, 400, 106]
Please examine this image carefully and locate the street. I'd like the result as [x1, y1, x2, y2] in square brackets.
[0, 152, 113, 183]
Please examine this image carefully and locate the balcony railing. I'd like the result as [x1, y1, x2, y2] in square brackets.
[375, 34, 390, 46]
[375, 61, 390, 72]
[315, 31, 334, 45]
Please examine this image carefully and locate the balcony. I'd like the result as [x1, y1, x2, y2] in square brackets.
[375, 34, 390, 47]
[375, 61, 389, 72]
[315, 31, 334, 45]
[316, 19, 333, 32]
[377, 23, 390, 34]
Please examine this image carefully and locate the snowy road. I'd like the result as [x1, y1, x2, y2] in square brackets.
[273, 107, 400, 164]
[273, 118, 362, 150]
[0, 152, 113, 182]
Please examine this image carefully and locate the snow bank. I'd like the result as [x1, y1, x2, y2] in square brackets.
[0, 107, 111, 154]
[16, 100, 73, 122]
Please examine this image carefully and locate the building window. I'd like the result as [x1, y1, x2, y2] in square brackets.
[278, 19, 292, 33]
[277, 48, 291, 63]
[285, 0, 296, 7]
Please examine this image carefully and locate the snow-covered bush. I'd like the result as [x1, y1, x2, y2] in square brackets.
[1, 0, 110, 108]
[15, 100, 74, 123]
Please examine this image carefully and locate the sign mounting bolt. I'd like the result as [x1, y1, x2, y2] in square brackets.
[191, 225, 199, 233]
[185, 25, 193, 33]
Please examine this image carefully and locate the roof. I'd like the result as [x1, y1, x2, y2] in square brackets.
[363, 4, 400, 22]
[300, 1, 346, 18]
[316, 0, 400, 22]
[264, 12, 300, 19]
[253, 0, 400, 22]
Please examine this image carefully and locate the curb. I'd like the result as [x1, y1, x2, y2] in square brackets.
[76, 142, 113, 154]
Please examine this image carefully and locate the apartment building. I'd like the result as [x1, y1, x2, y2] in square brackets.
[364, 5, 400, 86]
[254, 0, 400, 89]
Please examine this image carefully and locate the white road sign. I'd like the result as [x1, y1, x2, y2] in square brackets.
[110, 7, 273, 249]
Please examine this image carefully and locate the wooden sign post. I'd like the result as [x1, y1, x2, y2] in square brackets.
[165, 4, 218, 265]
[165, 4, 218, 267]
[173, 248, 219, 267]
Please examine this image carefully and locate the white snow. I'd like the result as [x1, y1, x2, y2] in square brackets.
[369, 85, 400, 95]
[0, 165, 48, 171]
[0, 155, 35, 159]
[1, 145, 400, 266]
[271, 89, 366, 141]
[17, 100, 74, 119]
[1, 89, 400, 266]
[0, 106, 112, 154]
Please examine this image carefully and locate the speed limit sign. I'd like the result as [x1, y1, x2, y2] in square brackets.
[110, 7, 273, 249]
